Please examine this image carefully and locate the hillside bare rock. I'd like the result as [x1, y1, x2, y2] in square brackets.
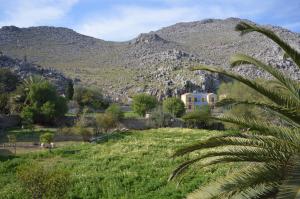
[0, 18, 299, 102]
[0, 55, 71, 94]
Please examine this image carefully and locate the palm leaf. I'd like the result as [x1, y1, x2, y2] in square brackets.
[191, 65, 298, 108]
[230, 53, 300, 101]
[235, 22, 300, 68]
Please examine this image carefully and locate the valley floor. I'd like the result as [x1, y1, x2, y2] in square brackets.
[0, 128, 237, 199]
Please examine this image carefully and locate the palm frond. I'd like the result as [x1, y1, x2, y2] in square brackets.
[235, 22, 300, 68]
[187, 164, 280, 199]
[191, 65, 298, 108]
[230, 53, 300, 101]
[216, 98, 300, 126]
[277, 156, 300, 199]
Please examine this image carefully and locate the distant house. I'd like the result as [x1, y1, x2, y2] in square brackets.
[181, 92, 217, 112]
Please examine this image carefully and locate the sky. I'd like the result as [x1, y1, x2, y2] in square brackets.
[0, 0, 299, 41]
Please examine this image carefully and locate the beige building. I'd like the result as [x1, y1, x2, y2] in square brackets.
[181, 92, 217, 112]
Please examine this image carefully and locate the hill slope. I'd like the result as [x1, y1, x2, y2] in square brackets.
[0, 18, 299, 101]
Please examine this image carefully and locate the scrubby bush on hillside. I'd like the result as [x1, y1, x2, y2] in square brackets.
[96, 113, 117, 133]
[73, 86, 109, 111]
[105, 103, 124, 121]
[131, 93, 158, 117]
[163, 97, 185, 117]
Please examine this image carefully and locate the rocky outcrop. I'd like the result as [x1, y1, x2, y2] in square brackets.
[0, 55, 71, 94]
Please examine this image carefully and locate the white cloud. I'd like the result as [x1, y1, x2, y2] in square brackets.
[76, 1, 270, 41]
[0, 0, 79, 27]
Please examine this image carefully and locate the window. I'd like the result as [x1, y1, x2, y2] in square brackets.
[202, 98, 205, 102]
[211, 97, 215, 103]
[188, 105, 192, 110]
[194, 97, 197, 102]
[188, 97, 192, 102]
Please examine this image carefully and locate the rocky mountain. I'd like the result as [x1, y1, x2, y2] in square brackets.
[0, 55, 71, 94]
[0, 18, 299, 102]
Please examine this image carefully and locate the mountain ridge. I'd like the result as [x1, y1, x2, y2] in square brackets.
[0, 18, 299, 102]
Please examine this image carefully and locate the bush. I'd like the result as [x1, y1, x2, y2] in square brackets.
[149, 106, 173, 128]
[40, 132, 54, 144]
[73, 86, 109, 110]
[105, 104, 124, 121]
[17, 163, 71, 199]
[182, 105, 211, 129]
[131, 93, 158, 117]
[96, 113, 117, 133]
[163, 97, 185, 117]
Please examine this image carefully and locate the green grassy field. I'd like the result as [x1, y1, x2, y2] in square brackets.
[0, 128, 237, 199]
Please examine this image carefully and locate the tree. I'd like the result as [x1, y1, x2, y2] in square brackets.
[0, 93, 9, 114]
[0, 69, 19, 92]
[169, 22, 300, 198]
[65, 80, 74, 100]
[163, 97, 185, 117]
[73, 86, 108, 110]
[73, 110, 93, 142]
[131, 93, 158, 116]
[182, 105, 211, 129]
[21, 80, 67, 124]
[105, 103, 124, 121]
[17, 163, 71, 199]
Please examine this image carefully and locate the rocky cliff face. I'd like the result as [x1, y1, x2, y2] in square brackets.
[0, 55, 71, 94]
[0, 18, 299, 102]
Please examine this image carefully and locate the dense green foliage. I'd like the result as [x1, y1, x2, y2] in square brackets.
[105, 103, 124, 121]
[163, 97, 185, 117]
[40, 132, 54, 144]
[182, 105, 211, 129]
[73, 86, 108, 110]
[171, 22, 300, 198]
[0, 129, 234, 199]
[131, 93, 158, 116]
[21, 81, 67, 125]
[0, 68, 19, 92]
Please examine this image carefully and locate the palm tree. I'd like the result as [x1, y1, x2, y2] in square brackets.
[169, 22, 300, 198]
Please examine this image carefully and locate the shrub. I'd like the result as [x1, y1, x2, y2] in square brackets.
[149, 106, 173, 128]
[182, 105, 211, 129]
[96, 113, 117, 133]
[17, 163, 71, 199]
[105, 103, 124, 121]
[131, 93, 158, 117]
[40, 132, 54, 144]
[163, 97, 185, 117]
[73, 86, 109, 110]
